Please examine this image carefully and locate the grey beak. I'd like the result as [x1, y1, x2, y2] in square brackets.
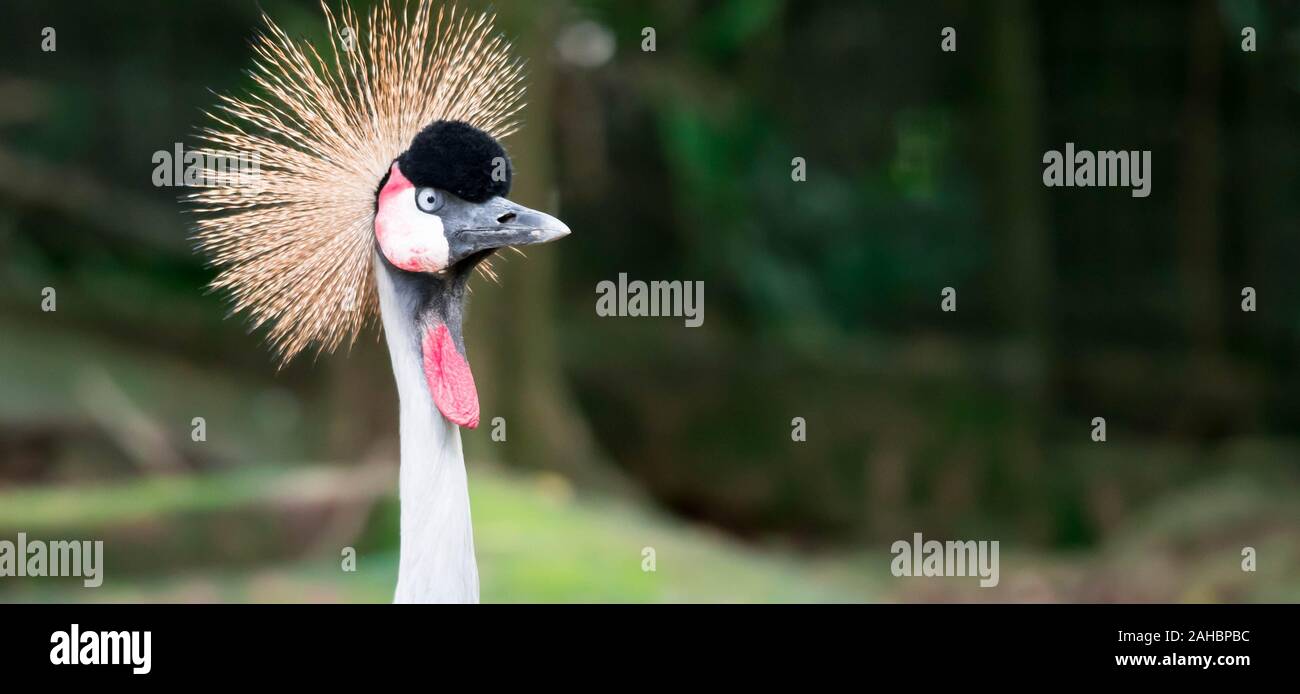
[445, 197, 570, 265]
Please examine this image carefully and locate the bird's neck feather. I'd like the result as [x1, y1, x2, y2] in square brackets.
[374, 251, 479, 603]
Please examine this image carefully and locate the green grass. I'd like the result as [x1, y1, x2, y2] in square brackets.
[2, 463, 1296, 603]
[0, 464, 879, 603]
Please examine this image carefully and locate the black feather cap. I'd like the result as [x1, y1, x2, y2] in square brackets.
[395, 120, 512, 203]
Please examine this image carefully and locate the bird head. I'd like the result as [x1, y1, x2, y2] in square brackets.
[373, 121, 569, 430]
[191, 2, 550, 429]
[375, 121, 569, 277]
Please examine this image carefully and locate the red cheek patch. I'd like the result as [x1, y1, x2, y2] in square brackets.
[422, 323, 479, 429]
[375, 163, 448, 273]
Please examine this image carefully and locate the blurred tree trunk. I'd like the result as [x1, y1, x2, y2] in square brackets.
[1174, 0, 1226, 435]
[979, 0, 1053, 540]
[1178, 0, 1224, 355]
[463, 1, 621, 490]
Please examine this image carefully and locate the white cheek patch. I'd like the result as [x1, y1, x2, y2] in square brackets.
[375, 183, 450, 273]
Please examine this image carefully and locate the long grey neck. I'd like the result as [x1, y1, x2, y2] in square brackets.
[373, 251, 479, 603]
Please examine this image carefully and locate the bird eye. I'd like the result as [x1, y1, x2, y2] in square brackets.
[415, 187, 443, 214]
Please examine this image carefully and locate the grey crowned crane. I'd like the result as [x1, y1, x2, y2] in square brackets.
[188, 1, 569, 603]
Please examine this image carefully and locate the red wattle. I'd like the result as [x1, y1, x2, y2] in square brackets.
[422, 323, 480, 428]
